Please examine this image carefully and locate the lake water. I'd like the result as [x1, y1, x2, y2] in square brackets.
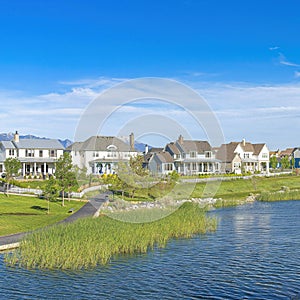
[0, 201, 300, 299]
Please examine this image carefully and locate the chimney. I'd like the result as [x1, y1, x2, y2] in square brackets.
[145, 144, 149, 154]
[178, 134, 184, 145]
[242, 138, 246, 147]
[129, 132, 134, 151]
[14, 131, 19, 143]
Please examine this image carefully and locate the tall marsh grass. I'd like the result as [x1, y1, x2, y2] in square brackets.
[257, 189, 300, 201]
[5, 202, 217, 270]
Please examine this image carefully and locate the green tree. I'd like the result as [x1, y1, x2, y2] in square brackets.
[43, 176, 59, 214]
[55, 152, 77, 206]
[291, 157, 295, 170]
[281, 156, 290, 170]
[129, 155, 148, 176]
[4, 157, 21, 194]
[270, 156, 278, 169]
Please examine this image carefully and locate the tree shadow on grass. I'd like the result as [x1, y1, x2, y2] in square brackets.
[31, 205, 48, 211]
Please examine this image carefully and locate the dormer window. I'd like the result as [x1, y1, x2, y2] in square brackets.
[9, 149, 15, 156]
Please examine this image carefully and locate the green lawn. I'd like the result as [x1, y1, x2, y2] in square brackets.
[191, 175, 300, 200]
[0, 194, 85, 236]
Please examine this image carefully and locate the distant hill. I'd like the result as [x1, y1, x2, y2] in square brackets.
[0, 132, 72, 148]
[118, 136, 150, 152]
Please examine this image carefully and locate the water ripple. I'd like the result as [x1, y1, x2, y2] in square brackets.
[0, 201, 300, 299]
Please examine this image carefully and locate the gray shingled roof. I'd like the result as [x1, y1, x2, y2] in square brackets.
[178, 140, 212, 153]
[15, 139, 64, 149]
[1, 141, 16, 149]
[69, 136, 133, 152]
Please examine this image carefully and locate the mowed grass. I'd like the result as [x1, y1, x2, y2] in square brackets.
[191, 175, 300, 202]
[5, 202, 217, 270]
[0, 194, 85, 236]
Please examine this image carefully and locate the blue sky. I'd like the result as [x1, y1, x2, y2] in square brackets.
[1, 0, 300, 149]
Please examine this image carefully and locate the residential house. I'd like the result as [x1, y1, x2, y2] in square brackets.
[145, 150, 174, 175]
[164, 135, 220, 175]
[293, 148, 300, 168]
[216, 139, 270, 174]
[67, 133, 139, 175]
[0, 131, 65, 177]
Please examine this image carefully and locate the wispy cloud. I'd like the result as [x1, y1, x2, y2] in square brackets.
[1, 77, 300, 149]
[269, 46, 280, 51]
[294, 71, 300, 78]
[279, 53, 300, 67]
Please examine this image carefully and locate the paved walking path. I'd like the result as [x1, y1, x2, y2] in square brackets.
[0, 192, 110, 250]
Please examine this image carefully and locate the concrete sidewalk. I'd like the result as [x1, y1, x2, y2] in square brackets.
[0, 191, 110, 250]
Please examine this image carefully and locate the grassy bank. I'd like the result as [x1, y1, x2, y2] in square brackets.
[0, 194, 84, 236]
[5, 202, 217, 270]
[257, 189, 300, 201]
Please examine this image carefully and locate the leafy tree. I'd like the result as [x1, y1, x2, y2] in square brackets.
[129, 155, 148, 176]
[4, 157, 21, 194]
[55, 152, 77, 206]
[291, 157, 295, 170]
[270, 156, 278, 169]
[43, 176, 59, 214]
[281, 156, 290, 170]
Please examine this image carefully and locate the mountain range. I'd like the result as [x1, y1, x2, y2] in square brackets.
[0, 132, 72, 148]
[0, 133, 148, 151]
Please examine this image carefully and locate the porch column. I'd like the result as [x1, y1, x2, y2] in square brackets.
[22, 163, 25, 176]
[44, 162, 46, 175]
[266, 161, 270, 175]
[212, 163, 215, 173]
[34, 162, 36, 176]
[94, 162, 97, 174]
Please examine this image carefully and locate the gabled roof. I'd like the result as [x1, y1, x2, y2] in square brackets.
[241, 142, 255, 152]
[154, 151, 174, 164]
[252, 144, 266, 155]
[178, 140, 212, 153]
[1, 141, 16, 149]
[68, 136, 134, 152]
[149, 147, 164, 153]
[216, 142, 239, 162]
[165, 142, 180, 155]
[14, 139, 64, 150]
[280, 148, 294, 157]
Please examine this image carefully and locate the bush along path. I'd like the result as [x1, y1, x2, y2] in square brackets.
[0, 192, 110, 251]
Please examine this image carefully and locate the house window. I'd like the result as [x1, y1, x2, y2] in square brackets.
[190, 151, 196, 158]
[39, 150, 43, 157]
[262, 153, 268, 158]
[174, 154, 180, 159]
[49, 150, 57, 157]
[234, 162, 240, 167]
[9, 149, 14, 156]
[164, 163, 173, 171]
[244, 153, 250, 158]
[93, 152, 99, 157]
[205, 152, 211, 158]
[192, 163, 197, 170]
[25, 149, 35, 157]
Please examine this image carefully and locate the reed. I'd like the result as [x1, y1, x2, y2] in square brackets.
[5, 202, 217, 270]
[257, 189, 300, 201]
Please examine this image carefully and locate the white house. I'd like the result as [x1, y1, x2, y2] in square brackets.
[216, 139, 270, 174]
[0, 131, 65, 177]
[67, 133, 139, 175]
[164, 135, 221, 175]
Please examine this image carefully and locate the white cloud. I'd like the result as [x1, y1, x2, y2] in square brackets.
[1, 77, 300, 149]
[269, 46, 280, 51]
[279, 53, 300, 67]
[294, 71, 300, 78]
